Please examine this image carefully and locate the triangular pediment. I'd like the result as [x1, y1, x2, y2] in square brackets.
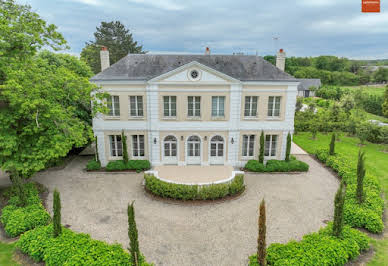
[148, 61, 241, 84]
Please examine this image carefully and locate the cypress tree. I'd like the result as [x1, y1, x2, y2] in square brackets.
[257, 199, 266, 266]
[259, 131, 265, 164]
[11, 170, 27, 207]
[122, 130, 129, 164]
[285, 132, 291, 161]
[329, 133, 336, 155]
[356, 150, 366, 204]
[53, 189, 62, 237]
[332, 182, 346, 237]
[128, 201, 140, 265]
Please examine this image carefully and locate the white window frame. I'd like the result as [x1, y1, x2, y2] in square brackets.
[129, 96, 143, 117]
[107, 95, 120, 117]
[264, 135, 278, 157]
[211, 96, 225, 117]
[244, 96, 258, 117]
[163, 96, 177, 117]
[242, 135, 255, 158]
[109, 135, 122, 158]
[132, 135, 145, 158]
[267, 96, 281, 117]
[188, 96, 201, 117]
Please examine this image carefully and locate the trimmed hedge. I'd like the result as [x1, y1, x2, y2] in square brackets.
[106, 160, 151, 172]
[86, 159, 101, 171]
[249, 223, 369, 266]
[245, 157, 309, 172]
[144, 174, 245, 200]
[315, 149, 384, 233]
[0, 183, 50, 237]
[16, 224, 151, 266]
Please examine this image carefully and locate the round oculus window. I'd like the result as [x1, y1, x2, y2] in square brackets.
[190, 70, 199, 79]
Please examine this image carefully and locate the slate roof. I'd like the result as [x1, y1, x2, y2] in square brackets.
[297, 79, 321, 91]
[90, 54, 296, 82]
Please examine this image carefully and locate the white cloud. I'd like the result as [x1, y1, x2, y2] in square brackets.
[298, 0, 338, 7]
[128, 0, 184, 10]
[70, 0, 103, 6]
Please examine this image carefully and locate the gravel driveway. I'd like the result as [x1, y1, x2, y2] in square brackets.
[33, 155, 338, 266]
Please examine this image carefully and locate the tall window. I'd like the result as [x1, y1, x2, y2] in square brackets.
[244, 96, 258, 117]
[129, 96, 143, 117]
[242, 135, 255, 157]
[265, 135, 278, 156]
[188, 96, 201, 117]
[132, 135, 145, 157]
[212, 96, 225, 117]
[164, 135, 177, 157]
[109, 135, 122, 157]
[107, 96, 120, 116]
[267, 96, 281, 117]
[163, 96, 177, 117]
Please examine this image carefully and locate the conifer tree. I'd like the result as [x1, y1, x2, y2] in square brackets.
[11, 170, 27, 207]
[329, 133, 336, 155]
[257, 199, 266, 266]
[259, 131, 265, 164]
[285, 132, 291, 161]
[53, 189, 62, 237]
[356, 150, 366, 204]
[128, 201, 140, 265]
[122, 130, 129, 164]
[333, 182, 346, 237]
[95, 136, 99, 162]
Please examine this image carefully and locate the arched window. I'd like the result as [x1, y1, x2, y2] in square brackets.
[188, 135, 200, 142]
[164, 135, 177, 157]
[210, 135, 224, 157]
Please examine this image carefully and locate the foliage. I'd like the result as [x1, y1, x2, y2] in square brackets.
[244, 158, 309, 172]
[383, 86, 388, 118]
[356, 150, 366, 204]
[0, 182, 50, 237]
[285, 133, 291, 161]
[144, 174, 245, 201]
[353, 88, 384, 116]
[249, 223, 369, 266]
[16, 224, 151, 265]
[373, 67, 388, 83]
[259, 131, 264, 163]
[80, 21, 144, 74]
[329, 133, 335, 155]
[316, 86, 347, 100]
[356, 121, 370, 144]
[122, 131, 129, 164]
[340, 94, 355, 114]
[86, 159, 101, 171]
[10, 170, 27, 207]
[257, 199, 266, 266]
[128, 201, 140, 265]
[53, 189, 61, 237]
[333, 182, 346, 237]
[106, 160, 151, 172]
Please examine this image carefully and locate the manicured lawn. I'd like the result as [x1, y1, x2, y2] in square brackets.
[0, 242, 19, 266]
[344, 86, 386, 96]
[293, 132, 388, 266]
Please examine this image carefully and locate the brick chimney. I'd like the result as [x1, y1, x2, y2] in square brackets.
[276, 48, 286, 71]
[100, 46, 110, 72]
[205, 47, 210, 55]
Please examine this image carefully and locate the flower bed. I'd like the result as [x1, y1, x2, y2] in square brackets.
[249, 223, 369, 266]
[244, 157, 309, 173]
[16, 224, 151, 266]
[315, 149, 384, 233]
[0, 183, 50, 237]
[144, 174, 245, 200]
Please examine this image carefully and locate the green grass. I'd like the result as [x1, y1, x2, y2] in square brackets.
[344, 86, 386, 96]
[363, 110, 388, 123]
[293, 132, 388, 266]
[0, 242, 19, 266]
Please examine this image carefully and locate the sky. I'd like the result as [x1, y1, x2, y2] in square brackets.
[18, 0, 388, 59]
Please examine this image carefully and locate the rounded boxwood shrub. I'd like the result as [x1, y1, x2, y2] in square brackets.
[86, 159, 101, 171]
[244, 159, 309, 172]
[106, 160, 151, 172]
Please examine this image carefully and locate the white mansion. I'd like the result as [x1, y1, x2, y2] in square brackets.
[91, 48, 298, 167]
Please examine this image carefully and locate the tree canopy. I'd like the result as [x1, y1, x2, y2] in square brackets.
[0, 0, 105, 177]
[81, 21, 144, 74]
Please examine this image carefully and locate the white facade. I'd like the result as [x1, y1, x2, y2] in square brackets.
[92, 61, 298, 167]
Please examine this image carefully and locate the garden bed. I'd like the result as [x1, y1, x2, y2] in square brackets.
[243, 157, 309, 173]
[144, 173, 245, 201]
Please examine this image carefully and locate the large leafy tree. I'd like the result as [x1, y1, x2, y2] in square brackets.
[81, 21, 144, 74]
[0, 0, 106, 178]
[383, 86, 388, 118]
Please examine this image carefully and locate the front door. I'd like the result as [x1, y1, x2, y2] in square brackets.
[163, 135, 178, 164]
[187, 136, 201, 165]
[209, 135, 224, 165]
